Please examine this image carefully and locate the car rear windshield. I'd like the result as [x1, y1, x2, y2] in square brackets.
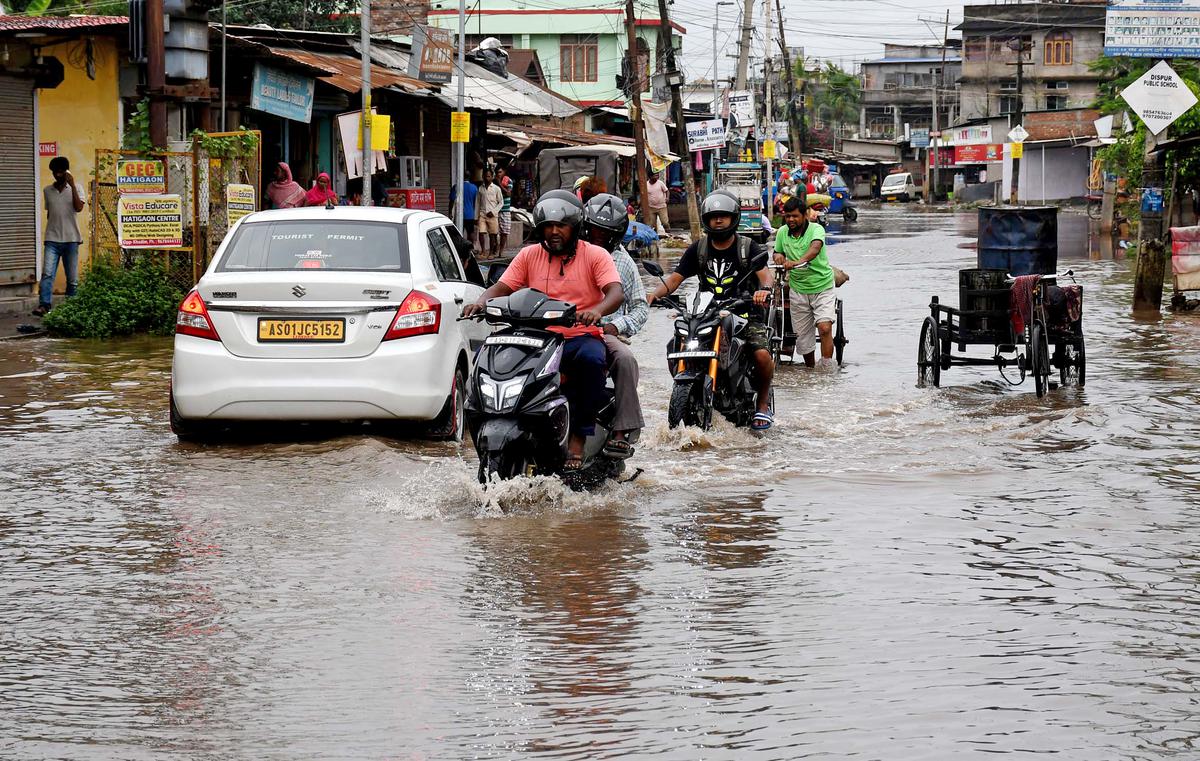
[217, 220, 409, 272]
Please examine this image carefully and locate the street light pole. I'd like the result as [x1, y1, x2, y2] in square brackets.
[455, 0, 466, 230]
[360, 0, 372, 207]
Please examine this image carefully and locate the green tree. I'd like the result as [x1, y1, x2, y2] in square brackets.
[795, 60, 860, 148]
[222, 0, 358, 33]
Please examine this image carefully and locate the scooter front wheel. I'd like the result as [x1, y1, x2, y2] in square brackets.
[478, 451, 532, 483]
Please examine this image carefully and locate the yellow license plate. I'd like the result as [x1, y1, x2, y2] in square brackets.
[257, 318, 345, 342]
[886, 196, 898, 201]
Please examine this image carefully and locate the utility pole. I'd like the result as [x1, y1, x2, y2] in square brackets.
[220, 0, 227, 131]
[1007, 37, 1029, 205]
[734, 0, 754, 91]
[1133, 129, 1168, 313]
[454, 0, 466, 227]
[657, 0, 701, 239]
[361, 0, 372, 206]
[774, 0, 801, 159]
[146, 0, 167, 146]
[763, 0, 773, 218]
[625, 0, 650, 223]
[931, 9, 949, 204]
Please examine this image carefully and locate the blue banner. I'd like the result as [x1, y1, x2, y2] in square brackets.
[250, 63, 315, 123]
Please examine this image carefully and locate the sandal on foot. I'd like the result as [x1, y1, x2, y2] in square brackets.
[563, 456, 584, 472]
[603, 438, 634, 459]
[751, 412, 774, 431]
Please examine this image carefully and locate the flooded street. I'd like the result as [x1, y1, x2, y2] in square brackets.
[6, 208, 1200, 759]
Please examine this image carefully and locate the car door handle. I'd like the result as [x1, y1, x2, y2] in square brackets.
[454, 295, 464, 304]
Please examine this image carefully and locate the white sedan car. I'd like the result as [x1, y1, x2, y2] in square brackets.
[170, 206, 488, 441]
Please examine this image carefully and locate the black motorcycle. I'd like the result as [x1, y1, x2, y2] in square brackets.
[644, 256, 773, 431]
[462, 288, 629, 488]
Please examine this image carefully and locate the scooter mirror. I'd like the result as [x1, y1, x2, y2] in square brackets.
[642, 261, 664, 277]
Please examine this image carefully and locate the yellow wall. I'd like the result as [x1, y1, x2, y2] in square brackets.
[37, 36, 120, 290]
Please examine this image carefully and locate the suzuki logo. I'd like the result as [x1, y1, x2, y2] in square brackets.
[292, 285, 307, 298]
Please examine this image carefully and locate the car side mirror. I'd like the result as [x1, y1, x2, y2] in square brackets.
[484, 262, 509, 288]
[642, 261, 664, 277]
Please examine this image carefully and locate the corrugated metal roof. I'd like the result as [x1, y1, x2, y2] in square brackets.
[358, 40, 579, 118]
[490, 121, 633, 149]
[0, 14, 126, 32]
[268, 47, 428, 93]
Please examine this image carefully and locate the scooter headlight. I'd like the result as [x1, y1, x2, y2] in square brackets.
[480, 372, 525, 413]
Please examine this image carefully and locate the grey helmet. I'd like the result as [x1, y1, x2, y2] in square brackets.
[532, 190, 584, 253]
[580, 193, 628, 253]
[700, 189, 741, 242]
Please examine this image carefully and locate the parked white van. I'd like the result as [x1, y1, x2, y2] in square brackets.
[881, 172, 921, 202]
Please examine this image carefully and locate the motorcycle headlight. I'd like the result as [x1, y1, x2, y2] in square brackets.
[698, 326, 713, 336]
[675, 320, 689, 336]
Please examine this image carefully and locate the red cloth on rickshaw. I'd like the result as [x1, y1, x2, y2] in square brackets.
[1010, 274, 1041, 334]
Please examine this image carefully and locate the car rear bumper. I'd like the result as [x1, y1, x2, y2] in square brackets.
[171, 334, 457, 420]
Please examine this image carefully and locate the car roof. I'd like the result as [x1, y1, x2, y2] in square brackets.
[237, 206, 447, 226]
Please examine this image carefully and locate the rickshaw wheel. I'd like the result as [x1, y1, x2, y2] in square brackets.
[1031, 320, 1051, 398]
[834, 300, 847, 365]
[917, 316, 940, 388]
[844, 206, 858, 222]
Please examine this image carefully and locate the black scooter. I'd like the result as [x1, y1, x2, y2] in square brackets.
[462, 288, 629, 489]
[645, 255, 773, 431]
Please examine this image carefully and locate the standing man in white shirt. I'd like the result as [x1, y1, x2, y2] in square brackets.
[475, 168, 504, 256]
[645, 170, 670, 234]
[34, 156, 86, 317]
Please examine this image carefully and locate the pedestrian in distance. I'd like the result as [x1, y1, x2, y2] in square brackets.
[304, 172, 338, 207]
[449, 176, 479, 245]
[496, 167, 514, 255]
[476, 169, 504, 256]
[645, 170, 670, 234]
[267, 162, 305, 209]
[34, 156, 86, 317]
[774, 196, 835, 368]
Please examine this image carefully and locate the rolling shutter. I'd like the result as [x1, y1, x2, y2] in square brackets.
[0, 76, 36, 285]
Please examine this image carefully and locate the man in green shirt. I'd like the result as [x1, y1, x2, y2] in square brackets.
[773, 196, 835, 367]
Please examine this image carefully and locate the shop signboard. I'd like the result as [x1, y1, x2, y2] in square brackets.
[250, 63, 315, 123]
[226, 184, 256, 226]
[1105, 1, 1200, 57]
[686, 119, 727, 151]
[385, 188, 437, 210]
[943, 124, 992, 146]
[954, 144, 1003, 164]
[408, 25, 455, 84]
[1120, 60, 1199, 134]
[911, 128, 930, 148]
[117, 194, 183, 248]
[116, 159, 166, 194]
[931, 146, 956, 168]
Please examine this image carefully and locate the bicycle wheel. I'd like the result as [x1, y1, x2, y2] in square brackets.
[1059, 333, 1085, 387]
[767, 304, 784, 366]
[917, 316, 940, 388]
[834, 299, 847, 365]
[1031, 320, 1051, 398]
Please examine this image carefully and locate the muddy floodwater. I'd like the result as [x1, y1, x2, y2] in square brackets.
[5, 209, 1200, 759]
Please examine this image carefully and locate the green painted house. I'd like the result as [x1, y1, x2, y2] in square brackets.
[425, 0, 683, 106]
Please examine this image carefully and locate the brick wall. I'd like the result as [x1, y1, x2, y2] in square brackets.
[372, 0, 428, 37]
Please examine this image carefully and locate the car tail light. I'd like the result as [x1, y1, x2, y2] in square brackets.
[384, 290, 441, 340]
[175, 290, 220, 341]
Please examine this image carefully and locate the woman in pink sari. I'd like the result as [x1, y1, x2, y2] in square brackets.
[267, 162, 306, 209]
[304, 172, 338, 207]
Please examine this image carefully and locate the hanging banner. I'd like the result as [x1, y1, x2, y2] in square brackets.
[116, 159, 166, 194]
[250, 63, 315, 123]
[686, 119, 727, 152]
[336, 109, 388, 180]
[1105, 2, 1200, 57]
[226, 184, 256, 227]
[117, 194, 183, 248]
[450, 111, 471, 142]
[408, 25, 455, 84]
[727, 90, 755, 130]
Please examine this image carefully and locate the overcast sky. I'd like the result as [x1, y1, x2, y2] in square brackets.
[672, 0, 976, 78]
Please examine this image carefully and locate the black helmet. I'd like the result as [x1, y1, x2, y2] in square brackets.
[532, 191, 584, 254]
[701, 190, 741, 242]
[580, 193, 628, 253]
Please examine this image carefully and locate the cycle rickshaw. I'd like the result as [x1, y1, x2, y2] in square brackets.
[916, 268, 1085, 397]
[767, 263, 848, 366]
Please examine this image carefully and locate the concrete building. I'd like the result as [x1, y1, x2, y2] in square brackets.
[415, 0, 683, 107]
[859, 43, 962, 141]
[955, 1, 1108, 123]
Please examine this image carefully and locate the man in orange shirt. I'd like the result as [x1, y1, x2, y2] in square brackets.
[463, 192, 625, 469]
